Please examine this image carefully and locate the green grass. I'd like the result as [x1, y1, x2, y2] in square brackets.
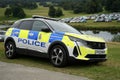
[0, 42, 120, 80]
[0, 8, 5, 19]
[24, 6, 49, 17]
[24, 6, 91, 18]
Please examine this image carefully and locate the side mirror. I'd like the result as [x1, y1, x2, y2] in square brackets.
[41, 28, 51, 32]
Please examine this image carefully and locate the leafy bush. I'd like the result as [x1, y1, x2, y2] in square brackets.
[4, 8, 12, 17]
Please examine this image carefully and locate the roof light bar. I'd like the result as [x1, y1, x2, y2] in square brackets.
[32, 15, 60, 21]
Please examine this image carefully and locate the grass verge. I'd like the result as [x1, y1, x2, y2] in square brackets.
[0, 42, 120, 80]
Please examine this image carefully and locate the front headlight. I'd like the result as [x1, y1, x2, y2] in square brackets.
[69, 36, 80, 41]
[69, 36, 87, 46]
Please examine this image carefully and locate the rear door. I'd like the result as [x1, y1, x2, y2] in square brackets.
[16, 20, 33, 49]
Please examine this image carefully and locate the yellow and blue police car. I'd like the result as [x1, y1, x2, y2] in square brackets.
[4, 16, 107, 67]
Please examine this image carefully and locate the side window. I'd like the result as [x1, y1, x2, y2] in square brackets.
[11, 21, 20, 28]
[19, 20, 33, 30]
[32, 21, 48, 31]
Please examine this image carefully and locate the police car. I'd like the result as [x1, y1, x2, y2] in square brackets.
[4, 16, 107, 67]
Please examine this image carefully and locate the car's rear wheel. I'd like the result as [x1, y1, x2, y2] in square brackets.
[50, 45, 67, 67]
[5, 41, 17, 59]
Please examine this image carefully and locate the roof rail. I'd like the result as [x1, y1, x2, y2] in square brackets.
[32, 15, 60, 21]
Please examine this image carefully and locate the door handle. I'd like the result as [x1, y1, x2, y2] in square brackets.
[39, 34, 41, 40]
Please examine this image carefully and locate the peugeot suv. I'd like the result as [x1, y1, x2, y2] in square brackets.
[4, 16, 107, 67]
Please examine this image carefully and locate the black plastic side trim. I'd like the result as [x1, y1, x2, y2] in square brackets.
[16, 48, 49, 58]
[89, 58, 107, 62]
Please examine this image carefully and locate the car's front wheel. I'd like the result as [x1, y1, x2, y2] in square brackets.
[50, 45, 68, 67]
[5, 41, 17, 59]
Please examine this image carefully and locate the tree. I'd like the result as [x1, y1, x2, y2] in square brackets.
[112, 0, 120, 12]
[105, 0, 113, 12]
[23, 2, 38, 9]
[73, 3, 84, 14]
[17, 9, 26, 18]
[56, 7, 63, 17]
[4, 8, 12, 17]
[0, 1, 7, 8]
[105, 0, 120, 12]
[85, 0, 102, 14]
[60, 1, 74, 10]
[12, 6, 26, 18]
[48, 6, 56, 17]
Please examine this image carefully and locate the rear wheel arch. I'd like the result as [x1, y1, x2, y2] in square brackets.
[4, 37, 17, 59]
[5, 37, 16, 47]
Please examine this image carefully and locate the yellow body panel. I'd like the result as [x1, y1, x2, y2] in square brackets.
[105, 48, 108, 54]
[19, 30, 29, 39]
[5, 28, 13, 36]
[77, 46, 95, 60]
[62, 36, 75, 48]
[38, 32, 51, 42]
[77, 46, 107, 60]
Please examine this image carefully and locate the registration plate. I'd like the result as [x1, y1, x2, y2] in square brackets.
[96, 50, 105, 54]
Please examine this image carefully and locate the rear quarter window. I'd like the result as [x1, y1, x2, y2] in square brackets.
[11, 21, 21, 28]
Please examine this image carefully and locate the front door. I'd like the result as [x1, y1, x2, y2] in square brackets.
[27, 20, 51, 53]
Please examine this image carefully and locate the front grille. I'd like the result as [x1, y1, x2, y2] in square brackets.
[87, 41, 106, 49]
[85, 54, 106, 58]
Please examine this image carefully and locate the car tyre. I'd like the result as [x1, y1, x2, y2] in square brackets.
[50, 45, 68, 67]
[5, 41, 17, 59]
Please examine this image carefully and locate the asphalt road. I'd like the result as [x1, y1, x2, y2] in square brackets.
[0, 61, 90, 80]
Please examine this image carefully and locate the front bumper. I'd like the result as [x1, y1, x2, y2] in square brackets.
[73, 44, 107, 61]
[89, 58, 107, 62]
[85, 54, 107, 62]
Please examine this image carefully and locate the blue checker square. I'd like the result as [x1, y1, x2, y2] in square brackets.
[28, 31, 39, 40]
[11, 28, 20, 37]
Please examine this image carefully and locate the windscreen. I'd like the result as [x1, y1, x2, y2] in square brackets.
[46, 20, 81, 34]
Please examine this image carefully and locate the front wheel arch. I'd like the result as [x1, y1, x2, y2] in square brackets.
[48, 41, 69, 59]
[48, 42, 69, 67]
